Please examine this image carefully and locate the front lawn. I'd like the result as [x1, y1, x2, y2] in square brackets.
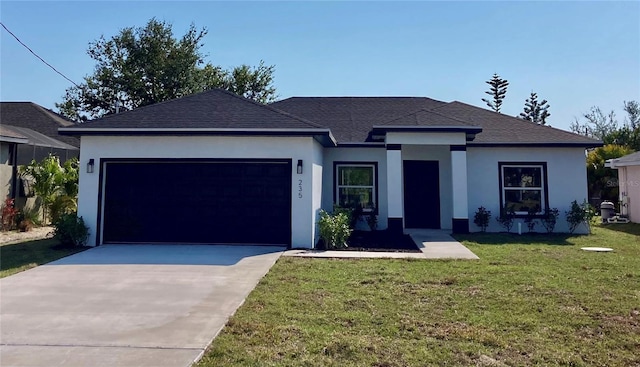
[0, 238, 87, 278]
[198, 224, 640, 366]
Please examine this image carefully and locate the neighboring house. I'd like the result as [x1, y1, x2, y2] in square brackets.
[59, 89, 601, 247]
[607, 151, 640, 223]
[0, 101, 80, 152]
[0, 126, 29, 201]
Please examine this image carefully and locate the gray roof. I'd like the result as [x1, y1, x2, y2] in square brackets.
[4, 125, 78, 150]
[431, 102, 601, 146]
[63, 89, 326, 130]
[57, 90, 601, 147]
[270, 97, 447, 142]
[0, 125, 28, 143]
[609, 151, 640, 167]
[0, 102, 80, 148]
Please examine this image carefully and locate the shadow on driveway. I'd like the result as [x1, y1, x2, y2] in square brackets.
[50, 244, 287, 266]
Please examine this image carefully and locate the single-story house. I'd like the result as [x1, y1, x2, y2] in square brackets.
[59, 89, 601, 247]
[0, 126, 29, 201]
[607, 151, 640, 223]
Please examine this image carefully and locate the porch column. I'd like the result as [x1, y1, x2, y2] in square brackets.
[386, 144, 403, 234]
[450, 145, 469, 233]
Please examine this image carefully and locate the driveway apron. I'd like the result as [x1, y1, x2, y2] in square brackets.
[0, 245, 283, 367]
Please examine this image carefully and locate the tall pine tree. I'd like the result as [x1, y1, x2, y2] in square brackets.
[481, 73, 509, 113]
[519, 92, 551, 125]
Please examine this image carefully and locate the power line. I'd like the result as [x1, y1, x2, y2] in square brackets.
[1, 22, 80, 88]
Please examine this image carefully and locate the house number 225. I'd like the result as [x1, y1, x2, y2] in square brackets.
[298, 180, 303, 198]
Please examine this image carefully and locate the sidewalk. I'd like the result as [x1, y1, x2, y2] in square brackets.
[284, 229, 478, 260]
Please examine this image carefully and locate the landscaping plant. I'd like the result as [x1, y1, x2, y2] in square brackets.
[540, 207, 559, 233]
[1, 198, 19, 231]
[473, 206, 491, 232]
[524, 207, 538, 233]
[566, 200, 595, 234]
[20, 155, 79, 224]
[496, 205, 515, 232]
[318, 209, 351, 249]
[52, 213, 89, 247]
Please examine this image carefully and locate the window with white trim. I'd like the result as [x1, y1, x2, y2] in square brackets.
[500, 164, 546, 214]
[335, 164, 376, 211]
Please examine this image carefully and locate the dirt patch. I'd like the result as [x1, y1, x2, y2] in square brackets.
[0, 226, 54, 245]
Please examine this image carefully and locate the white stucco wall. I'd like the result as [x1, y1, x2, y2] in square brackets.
[311, 140, 324, 245]
[619, 165, 640, 223]
[78, 135, 321, 247]
[467, 147, 589, 233]
[322, 147, 388, 230]
[402, 145, 453, 229]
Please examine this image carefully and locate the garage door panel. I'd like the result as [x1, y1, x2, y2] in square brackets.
[102, 160, 291, 245]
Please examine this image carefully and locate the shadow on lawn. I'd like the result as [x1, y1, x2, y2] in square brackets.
[0, 238, 84, 273]
[452, 232, 581, 246]
[597, 222, 640, 237]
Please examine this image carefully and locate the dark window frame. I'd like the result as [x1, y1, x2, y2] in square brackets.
[498, 162, 549, 217]
[333, 161, 379, 214]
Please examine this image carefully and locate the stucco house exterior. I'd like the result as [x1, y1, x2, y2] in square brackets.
[59, 89, 601, 247]
[608, 151, 640, 223]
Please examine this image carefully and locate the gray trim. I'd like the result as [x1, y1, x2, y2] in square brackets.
[450, 145, 467, 151]
[386, 144, 402, 151]
[0, 136, 28, 144]
[452, 218, 469, 234]
[468, 142, 602, 148]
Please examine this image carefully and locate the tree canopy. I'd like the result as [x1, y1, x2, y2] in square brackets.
[57, 18, 277, 121]
[570, 101, 640, 151]
[481, 73, 509, 113]
[519, 91, 550, 125]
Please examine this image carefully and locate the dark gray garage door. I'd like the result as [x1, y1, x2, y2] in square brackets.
[100, 159, 292, 245]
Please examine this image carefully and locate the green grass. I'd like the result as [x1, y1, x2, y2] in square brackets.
[198, 224, 640, 367]
[0, 238, 87, 278]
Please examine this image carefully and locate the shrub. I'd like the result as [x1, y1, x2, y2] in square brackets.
[1, 198, 19, 231]
[540, 208, 559, 233]
[524, 207, 538, 233]
[473, 206, 491, 232]
[52, 213, 89, 247]
[318, 209, 351, 249]
[566, 200, 595, 234]
[496, 205, 515, 233]
[17, 219, 33, 232]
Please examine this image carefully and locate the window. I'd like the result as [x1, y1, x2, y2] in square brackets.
[335, 163, 377, 211]
[499, 163, 548, 214]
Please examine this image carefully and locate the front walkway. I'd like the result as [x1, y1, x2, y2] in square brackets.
[284, 229, 478, 259]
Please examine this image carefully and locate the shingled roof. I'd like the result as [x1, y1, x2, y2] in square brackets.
[0, 102, 79, 148]
[272, 97, 600, 147]
[270, 97, 447, 142]
[61, 89, 327, 131]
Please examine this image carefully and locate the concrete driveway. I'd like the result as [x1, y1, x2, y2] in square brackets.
[0, 245, 284, 367]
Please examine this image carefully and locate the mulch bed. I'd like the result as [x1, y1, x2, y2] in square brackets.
[318, 230, 421, 253]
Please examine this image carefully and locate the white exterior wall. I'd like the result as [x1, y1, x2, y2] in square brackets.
[322, 148, 388, 230]
[467, 147, 589, 233]
[78, 135, 320, 248]
[402, 145, 453, 229]
[387, 132, 466, 145]
[619, 166, 640, 223]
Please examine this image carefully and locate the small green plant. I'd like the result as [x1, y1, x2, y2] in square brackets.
[473, 206, 491, 232]
[318, 209, 352, 249]
[496, 205, 515, 233]
[540, 208, 559, 233]
[524, 207, 538, 233]
[52, 213, 89, 247]
[566, 200, 595, 234]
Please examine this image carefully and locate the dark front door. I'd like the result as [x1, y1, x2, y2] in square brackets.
[101, 160, 292, 245]
[403, 160, 440, 228]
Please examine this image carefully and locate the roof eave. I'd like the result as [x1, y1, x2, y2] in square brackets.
[0, 136, 29, 144]
[468, 141, 604, 148]
[58, 127, 338, 147]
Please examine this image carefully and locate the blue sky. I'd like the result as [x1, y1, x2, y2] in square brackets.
[1, 1, 638, 131]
